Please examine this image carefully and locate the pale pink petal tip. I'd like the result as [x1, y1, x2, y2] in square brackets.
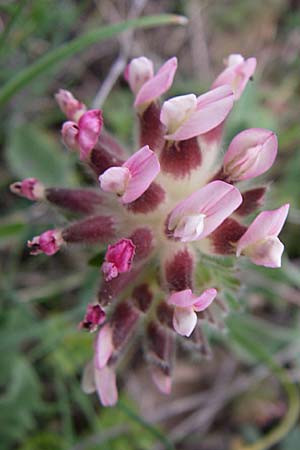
[55, 89, 86, 122]
[152, 369, 172, 394]
[133, 57, 178, 107]
[168, 180, 242, 242]
[94, 324, 114, 369]
[10, 178, 45, 201]
[168, 288, 217, 337]
[237, 204, 289, 268]
[79, 304, 106, 332]
[99, 145, 160, 204]
[162, 85, 234, 141]
[77, 109, 103, 160]
[212, 54, 257, 100]
[94, 365, 118, 407]
[223, 128, 278, 181]
[102, 239, 136, 281]
[27, 229, 63, 256]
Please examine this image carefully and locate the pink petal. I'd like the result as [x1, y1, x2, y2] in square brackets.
[151, 368, 172, 394]
[10, 178, 44, 201]
[223, 128, 278, 181]
[237, 204, 290, 256]
[165, 86, 234, 141]
[134, 57, 177, 107]
[61, 121, 79, 149]
[193, 288, 218, 311]
[246, 237, 284, 268]
[167, 289, 195, 307]
[125, 57, 154, 94]
[55, 89, 86, 121]
[99, 166, 131, 195]
[94, 365, 118, 407]
[122, 145, 160, 203]
[77, 110, 103, 160]
[94, 324, 114, 369]
[173, 306, 197, 337]
[212, 56, 257, 100]
[168, 181, 242, 241]
[27, 229, 63, 256]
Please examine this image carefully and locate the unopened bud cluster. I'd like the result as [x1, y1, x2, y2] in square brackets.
[11, 54, 289, 406]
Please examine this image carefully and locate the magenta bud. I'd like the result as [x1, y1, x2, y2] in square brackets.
[102, 238, 136, 281]
[236, 187, 266, 216]
[10, 178, 45, 201]
[61, 121, 79, 150]
[28, 229, 63, 256]
[45, 188, 103, 215]
[62, 216, 115, 244]
[55, 89, 86, 122]
[79, 304, 106, 332]
[160, 138, 202, 178]
[165, 248, 194, 291]
[210, 218, 247, 254]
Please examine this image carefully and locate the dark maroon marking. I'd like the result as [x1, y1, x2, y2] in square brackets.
[165, 248, 194, 291]
[157, 302, 173, 329]
[210, 218, 247, 254]
[160, 138, 202, 178]
[236, 187, 266, 216]
[147, 321, 172, 363]
[98, 267, 142, 306]
[139, 102, 165, 152]
[46, 188, 103, 214]
[132, 283, 153, 312]
[111, 301, 139, 349]
[62, 215, 115, 243]
[129, 227, 153, 260]
[126, 182, 165, 214]
[89, 147, 124, 177]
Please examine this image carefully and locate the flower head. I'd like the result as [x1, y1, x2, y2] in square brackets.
[11, 54, 288, 407]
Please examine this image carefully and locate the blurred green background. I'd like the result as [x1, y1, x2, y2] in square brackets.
[0, 1, 300, 449]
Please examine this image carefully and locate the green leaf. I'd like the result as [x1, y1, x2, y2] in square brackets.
[5, 122, 76, 185]
[0, 221, 25, 240]
[0, 14, 187, 107]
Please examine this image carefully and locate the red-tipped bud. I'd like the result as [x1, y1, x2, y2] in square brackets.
[45, 188, 103, 215]
[55, 89, 86, 122]
[79, 304, 106, 332]
[102, 238, 136, 281]
[62, 216, 115, 244]
[28, 229, 64, 256]
[10, 178, 45, 201]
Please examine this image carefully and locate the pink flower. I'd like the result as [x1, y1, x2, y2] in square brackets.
[55, 89, 86, 121]
[79, 304, 106, 332]
[62, 109, 103, 160]
[102, 239, 136, 281]
[99, 145, 160, 203]
[27, 229, 64, 256]
[212, 54, 257, 100]
[168, 288, 217, 336]
[82, 360, 118, 407]
[125, 56, 177, 109]
[94, 323, 114, 370]
[167, 180, 242, 242]
[236, 204, 290, 268]
[223, 128, 277, 181]
[160, 86, 234, 141]
[10, 178, 44, 201]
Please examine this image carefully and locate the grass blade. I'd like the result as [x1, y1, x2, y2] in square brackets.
[0, 14, 187, 108]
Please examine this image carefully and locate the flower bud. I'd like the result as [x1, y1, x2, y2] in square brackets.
[102, 238, 136, 281]
[79, 304, 106, 332]
[223, 128, 277, 181]
[125, 57, 154, 95]
[28, 229, 64, 256]
[10, 178, 45, 201]
[61, 121, 79, 150]
[55, 89, 86, 121]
